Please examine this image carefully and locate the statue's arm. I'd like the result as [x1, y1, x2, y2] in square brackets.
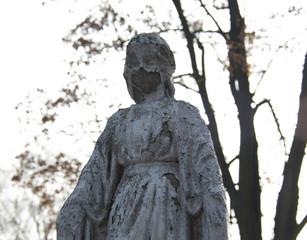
[56, 109, 125, 240]
[176, 102, 229, 239]
[201, 154, 229, 240]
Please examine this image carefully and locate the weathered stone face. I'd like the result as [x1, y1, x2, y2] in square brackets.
[130, 68, 161, 103]
[124, 33, 176, 103]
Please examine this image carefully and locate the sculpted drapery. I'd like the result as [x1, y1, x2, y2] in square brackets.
[57, 33, 228, 240]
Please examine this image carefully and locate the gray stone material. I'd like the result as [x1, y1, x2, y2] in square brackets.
[57, 33, 229, 240]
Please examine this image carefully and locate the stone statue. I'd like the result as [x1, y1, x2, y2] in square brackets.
[56, 33, 228, 240]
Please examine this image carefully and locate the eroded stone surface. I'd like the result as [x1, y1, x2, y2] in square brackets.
[123, 33, 175, 104]
[56, 33, 229, 240]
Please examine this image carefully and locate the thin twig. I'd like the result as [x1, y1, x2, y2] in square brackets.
[254, 99, 287, 154]
[207, 42, 227, 66]
[228, 155, 239, 166]
[253, 37, 296, 95]
[193, 29, 227, 35]
[58, 130, 75, 136]
[296, 214, 307, 236]
[253, 99, 269, 114]
[173, 73, 194, 79]
[212, 4, 228, 10]
[174, 80, 199, 93]
[195, 37, 205, 77]
[158, 28, 183, 33]
[198, 0, 227, 39]
[172, 0, 200, 78]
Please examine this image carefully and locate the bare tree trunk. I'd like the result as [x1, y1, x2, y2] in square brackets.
[226, 1, 262, 239]
[172, 0, 262, 239]
[171, 0, 238, 218]
[274, 53, 307, 240]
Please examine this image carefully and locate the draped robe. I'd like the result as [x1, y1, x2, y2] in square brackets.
[56, 98, 228, 240]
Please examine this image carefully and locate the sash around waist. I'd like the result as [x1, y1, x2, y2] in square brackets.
[122, 161, 179, 177]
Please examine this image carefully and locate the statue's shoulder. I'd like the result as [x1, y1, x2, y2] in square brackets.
[171, 99, 200, 115]
[99, 108, 128, 135]
[96, 108, 129, 143]
[108, 108, 129, 123]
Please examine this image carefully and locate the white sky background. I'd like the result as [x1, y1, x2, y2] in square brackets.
[0, 0, 71, 169]
[0, 0, 307, 239]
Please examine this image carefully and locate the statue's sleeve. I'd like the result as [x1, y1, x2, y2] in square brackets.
[56, 110, 124, 240]
[175, 102, 229, 239]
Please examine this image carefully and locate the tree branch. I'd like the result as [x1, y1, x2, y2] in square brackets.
[227, 1, 263, 239]
[58, 130, 75, 136]
[207, 42, 227, 66]
[172, 0, 200, 79]
[198, 0, 227, 40]
[193, 29, 228, 35]
[173, 73, 194, 79]
[158, 27, 183, 33]
[172, 0, 238, 218]
[274, 52, 307, 240]
[195, 37, 205, 77]
[173, 73, 199, 93]
[296, 214, 307, 236]
[228, 155, 239, 166]
[254, 99, 287, 153]
[173, 80, 199, 93]
[253, 37, 296, 95]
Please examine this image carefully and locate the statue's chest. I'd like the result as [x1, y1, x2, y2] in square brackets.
[114, 104, 177, 164]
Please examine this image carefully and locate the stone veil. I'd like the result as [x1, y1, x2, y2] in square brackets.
[56, 33, 229, 240]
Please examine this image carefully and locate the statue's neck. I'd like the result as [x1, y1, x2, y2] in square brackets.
[139, 85, 169, 104]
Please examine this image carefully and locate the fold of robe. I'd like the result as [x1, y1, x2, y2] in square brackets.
[171, 102, 228, 239]
[56, 99, 228, 240]
[56, 110, 125, 240]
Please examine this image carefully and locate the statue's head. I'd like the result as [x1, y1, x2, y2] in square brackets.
[124, 33, 176, 103]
